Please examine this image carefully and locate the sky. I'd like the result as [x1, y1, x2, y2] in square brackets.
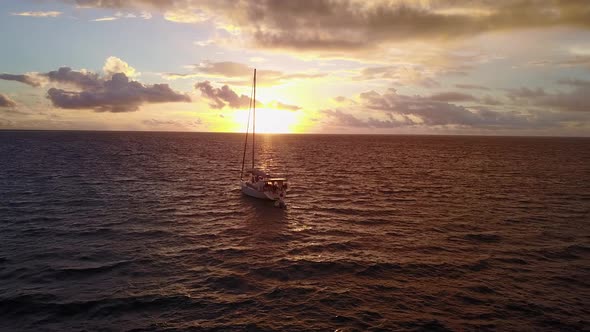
[0, 0, 589, 135]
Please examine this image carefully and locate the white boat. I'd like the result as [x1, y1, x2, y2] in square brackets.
[240, 69, 289, 207]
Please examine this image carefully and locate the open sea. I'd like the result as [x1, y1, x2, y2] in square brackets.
[0, 131, 589, 331]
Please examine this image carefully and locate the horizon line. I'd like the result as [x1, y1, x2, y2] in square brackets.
[0, 128, 588, 139]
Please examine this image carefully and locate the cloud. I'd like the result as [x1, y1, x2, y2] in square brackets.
[427, 92, 478, 103]
[322, 109, 406, 128]
[3, 58, 190, 112]
[0, 94, 17, 108]
[507, 87, 547, 99]
[322, 88, 589, 130]
[266, 101, 301, 111]
[140, 11, 152, 19]
[539, 88, 590, 113]
[163, 9, 209, 23]
[481, 95, 502, 106]
[556, 55, 590, 68]
[358, 89, 490, 126]
[175, 61, 325, 86]
[557, 78, 590, 87]
[506, 82, 590, 112]
[62, 1, 590, 55]
[354, 65, 440, 87]
[44, 67, 103, 89]
[333, 96, 358, 105]
[47, 72, 190, 112]
[103, 56, 138, 77]
[11, 11, 62, 18]
[195, 80, 297, 111]
[528, 55, 590, 69]
[195, 81, 251, 109]
[91, 17, 118, 22]
[162, 73, 201, 80]
[244, 1, 590, 52]
[196, 61, 252, 77]
[90, 10, 152, 22]
[455, 84, 490, 90]
[114, 10, 152, 19]
[0, 73, 42, 87]
[143, 118, 202, 128]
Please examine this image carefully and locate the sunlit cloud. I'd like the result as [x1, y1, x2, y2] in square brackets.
[103, 56, 138, 78]
[11, 11, 62, 18]
[164, 9, 209, 24]
[91, 17, 118, 22]
[194, 39, 215, 47]
[0, 94, 17, 108]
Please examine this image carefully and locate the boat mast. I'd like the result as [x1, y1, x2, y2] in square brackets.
[240, 69, 256, 180]
[252, 68, 256, 171]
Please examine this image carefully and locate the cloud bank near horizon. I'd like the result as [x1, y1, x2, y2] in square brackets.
[1, 57, 190, 112]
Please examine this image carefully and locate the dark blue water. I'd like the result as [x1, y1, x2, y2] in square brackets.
[1, 131, 589, 331]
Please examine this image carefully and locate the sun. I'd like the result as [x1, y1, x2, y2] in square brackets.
[233, 108, 302, 134]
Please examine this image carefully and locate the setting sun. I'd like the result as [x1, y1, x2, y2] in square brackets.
[234, 108, 302, 134]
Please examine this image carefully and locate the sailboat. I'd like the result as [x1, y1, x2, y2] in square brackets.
[240, 69, 289, 207]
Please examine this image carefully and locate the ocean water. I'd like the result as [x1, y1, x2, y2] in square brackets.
[0, 131, 589, 331]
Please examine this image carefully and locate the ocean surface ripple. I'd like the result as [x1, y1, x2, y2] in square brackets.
[1, 131, 589, 331]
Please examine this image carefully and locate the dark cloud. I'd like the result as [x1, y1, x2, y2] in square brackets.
[357, 89, 521, 127]
[195, 80, 300, 111]
[508, 83, 590, 113]
[247, 0, 590, 51]
[45, 67, 103, 89]
[62, 1, 590, 53]
[0, 94, 17, 108]
[195, 81, 251, 109]
[538, 89, 590, 113]
[46, 70, 190, 112]
[322, 109, 408, 128]
[3, 63, 190, 112]
[323, 89, 589, 130]
[0, 73, 42, 87]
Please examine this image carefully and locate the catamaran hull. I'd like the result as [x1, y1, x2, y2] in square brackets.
[241, 182, 284, 201]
